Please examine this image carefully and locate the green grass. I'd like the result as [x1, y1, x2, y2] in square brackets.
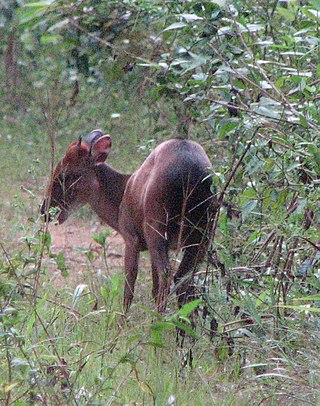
[3, 240, 319, 405]
[1, 211, 319, 405]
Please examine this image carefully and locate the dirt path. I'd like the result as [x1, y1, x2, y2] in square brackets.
[46, 217, 151, 307]
[46, 218, 125, 286]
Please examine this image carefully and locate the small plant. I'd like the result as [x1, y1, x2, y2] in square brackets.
[92, 229, 112, 271]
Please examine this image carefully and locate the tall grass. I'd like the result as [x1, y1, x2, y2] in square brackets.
[2, 219, 319, 404]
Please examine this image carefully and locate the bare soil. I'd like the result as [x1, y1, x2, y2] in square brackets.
[45, 217, 152, 307]
[46, 218, 125, 286]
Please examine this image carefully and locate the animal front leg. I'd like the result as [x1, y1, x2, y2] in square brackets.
[123, 244, 140, 312]
[144, 208, 172, 312]
[151, 263, 159, 301]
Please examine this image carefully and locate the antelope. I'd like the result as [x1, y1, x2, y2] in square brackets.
[41, 130, 217, 312]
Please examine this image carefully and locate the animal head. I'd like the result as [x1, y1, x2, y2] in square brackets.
[41, 129, 112, 223]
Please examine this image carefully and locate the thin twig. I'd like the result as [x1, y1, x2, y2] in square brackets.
[68, 17, 152, 65]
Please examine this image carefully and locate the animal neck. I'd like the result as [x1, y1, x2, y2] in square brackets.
[89, 164, 131, 232]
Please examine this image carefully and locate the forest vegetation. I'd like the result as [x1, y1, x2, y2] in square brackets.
[0, 0, 319, 404]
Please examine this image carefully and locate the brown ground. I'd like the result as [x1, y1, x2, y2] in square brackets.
[46, 218, 125, 286]
[45, 217, 152, 306]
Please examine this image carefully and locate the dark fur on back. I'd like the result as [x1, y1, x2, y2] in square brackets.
[157, 140, 214, 247]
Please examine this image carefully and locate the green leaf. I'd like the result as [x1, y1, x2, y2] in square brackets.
[264, 158, 275, 172]
[176, 299, 202, 317]
[218, 119, 238, 138]
[247, 230, 261, 244]
[242, 200, 258, 221]
[139, 305, 163, 320]
[301, 7, 320, 22]
[279, 305, 320, 313]
[40, 34, 61, 44]
[25, 1, 54, 6]
[150, 321, 175, 345]
[109, 274, 121, 298]
[11, 358, 30, 371]
[72, 284, 89, 306]
[174, 52, 208, 75]
[100, 286, 109, 302]
[299, 114, 308, 129]
[39, 230, 51, 249]
[163, 22, 187, 32]
[92, 230, 110, 245]
[178, 13, 203, 22]
[173, 320, 196, 336]
[278, 7, 296, 21]
[86, 250, 94, 262]
[293, 295, 320, 301]
[308, 145, 320, 166]
[3, 382, 19, 393]
[52, 252, 68, 276]
[275, 77, 285, 90]
[311, 0, 320, 10]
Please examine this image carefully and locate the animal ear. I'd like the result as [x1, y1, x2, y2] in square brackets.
[91, 134, 112, 163]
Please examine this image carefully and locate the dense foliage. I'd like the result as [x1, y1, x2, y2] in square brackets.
[1, 0, 319, 404]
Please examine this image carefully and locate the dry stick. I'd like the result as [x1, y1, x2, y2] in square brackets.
[33, 308, 80, 405]
[204, 140, 253, 312]
[209, 35, 320, 131]
[257, 130, 309, 158]
[252, 230, 276, 263]
[273, 235, 284, 277]
[1, 104, 56, 403]
[71, 9, 320, 132]
[265, 235, 280, 270]
[105, 369, 134, 406]
[13, 343, 52, 405]
[0, 242, 25, 293]
[282, 237, 299, 308]
[205, 140, 253, 305]
[5, 341, 12, 406]
[25, 293, 82, 318]
[68, 17, 152, 65]
[211, 139, 253, 242]
[209, 42, 277, 100]
[298, 236, 320, 251]
[32, 90, 57, 295]
[240, 28, 320, 131]
[235, 24, 288, 104]
[239, 22, 309, 123]
[204, 99, 296, 129]
[288, 78, 320, 96]
[0, 242, 32, 406]
[28, 91, 73, 404]
[222, 314, 274, 329]
[196, 368, 216, 405]
[71, 11, 319, 133]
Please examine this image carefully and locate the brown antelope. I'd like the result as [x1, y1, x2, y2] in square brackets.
[42, 130, 217, 312]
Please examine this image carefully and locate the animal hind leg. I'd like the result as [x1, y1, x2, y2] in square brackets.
[144, 214, 172, 313]
[148, 239, 171, 312]
[174, 229, 208, 308]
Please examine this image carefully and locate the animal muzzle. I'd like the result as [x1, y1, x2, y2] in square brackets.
[40, 199, 67, 224]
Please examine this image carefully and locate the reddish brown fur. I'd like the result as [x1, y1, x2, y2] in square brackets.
[42, 131, 216, 312]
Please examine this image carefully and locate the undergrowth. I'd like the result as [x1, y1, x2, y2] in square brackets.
[1, 214, 319, 405]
